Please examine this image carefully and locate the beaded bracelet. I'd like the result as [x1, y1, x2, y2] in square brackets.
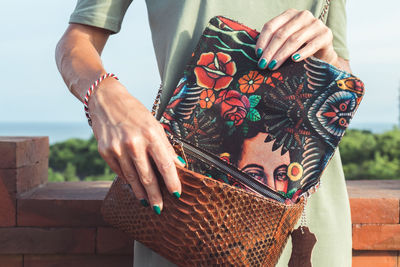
[83, 73, 118, 126]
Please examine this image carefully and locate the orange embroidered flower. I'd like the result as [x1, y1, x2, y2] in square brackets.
[238, 70, 264, 93]
[199, 89, 216, 109]
[265, 72, 283, 88]
[194, 52, 236, 91]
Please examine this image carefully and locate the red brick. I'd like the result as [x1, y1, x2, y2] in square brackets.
[0, 255, 23, 267]
[353, 224, 400, 250]
[17, 199, 105, 227]
[17, 181, 110, 227]
[19, 181, 111, 200]
[16, 160, 48, 194]
[0, 159, 48, 197]
[0, 137, 49, 168]
[347, 180, 400, 199]
[97, 227, 134, 254]
[350, 198, 399, 224]
[0, 173, 16, 226]
[24, 254, 133, 267]
[0, 227, 95, 254]
[352, 250, 397, 267]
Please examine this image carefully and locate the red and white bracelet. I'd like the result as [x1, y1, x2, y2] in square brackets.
[83, 73, 118, 126]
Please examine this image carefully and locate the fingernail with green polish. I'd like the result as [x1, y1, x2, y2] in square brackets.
[140, 199, 149, 207]
[153, 205, 161, 215]
[172, 191, 181, 199]
[268, 59, 277, 70]
[177, 155, 186, 165]
[256, 48, 263, 58]
[293, 54, 301, 61]
[258, 58, 267, 69]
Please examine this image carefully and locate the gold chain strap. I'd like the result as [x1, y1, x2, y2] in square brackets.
[151, 83, 163, 117]
[151, 0, 331, 118]
[319, 0, 331, 21]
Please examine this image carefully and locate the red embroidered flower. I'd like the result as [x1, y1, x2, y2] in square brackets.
[265, 72, 283, 88]
[199, 89, 215, 109]
[238, 70, 264, 93]
[194, 52, 236, 91]
[216, 90, 250, 126]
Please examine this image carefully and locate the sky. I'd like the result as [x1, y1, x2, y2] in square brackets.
[1, 0, 399, 125]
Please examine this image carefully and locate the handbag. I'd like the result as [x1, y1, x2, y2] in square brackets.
[101, 6, 365, 267]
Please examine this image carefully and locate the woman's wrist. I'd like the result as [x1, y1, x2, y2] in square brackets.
[87, 77, 131, 124]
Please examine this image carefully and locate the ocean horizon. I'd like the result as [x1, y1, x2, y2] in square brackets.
[0, 121, 398, 144]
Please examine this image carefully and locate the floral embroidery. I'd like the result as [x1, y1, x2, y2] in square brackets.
[216, 90, 250, 126]
[238, 70, 264, 93]
[199, 89, 216, 109]
[194, 52, 236, 91]
[160, 16, 364, 202]
[265, 72, 283, 88]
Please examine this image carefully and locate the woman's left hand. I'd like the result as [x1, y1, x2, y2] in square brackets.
[256, 8, 338, 70]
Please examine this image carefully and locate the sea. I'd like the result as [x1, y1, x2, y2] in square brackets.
[0, 121, 398, 145]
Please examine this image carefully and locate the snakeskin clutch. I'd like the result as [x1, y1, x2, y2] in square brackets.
[101, 16, 364, 266]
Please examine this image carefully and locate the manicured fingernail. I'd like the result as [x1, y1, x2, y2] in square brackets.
[172, 191, 181, 199]
[256, 48, 263, 58]
[258, 58, 267, 69]
[140, 199, 149, 207]
[268, 59, 277, 70]
[292, 54, 301, 61]
[153, 205, 161, 215]
[177, 155, 186, 165]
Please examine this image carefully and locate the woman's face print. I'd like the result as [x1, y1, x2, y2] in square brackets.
[237, 132, 290, 193]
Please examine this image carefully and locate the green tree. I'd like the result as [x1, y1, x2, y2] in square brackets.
[339, 129, 377, 164]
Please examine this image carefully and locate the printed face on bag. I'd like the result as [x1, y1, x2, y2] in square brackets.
[237, 132, 290, 193]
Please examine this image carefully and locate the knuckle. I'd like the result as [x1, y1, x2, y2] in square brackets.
[124, 172, 137, 181]
[288, 34, 301, 44]
[124, 137, 141, 152]
[140, 175, 153, 187]
[325, 27, 333, 40]
[262, 23, 272, 34]
[308, 42, 317, 51]
[158, 160, 174, 174]
[275, 29, 287, 40]
[286, 8, 297, 13]
[144, 128, 159, 142]
[313, 18, 324, 29]
[300, 10, 313, 18]
[108, 143, 122, 157]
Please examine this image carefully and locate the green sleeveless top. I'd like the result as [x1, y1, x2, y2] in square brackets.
[70, 1, 352, 266]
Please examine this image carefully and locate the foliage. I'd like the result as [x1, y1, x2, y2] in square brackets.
[339, 127, 400, 180]
[48, 127, 400, 182]
[49, 135, 112, 181]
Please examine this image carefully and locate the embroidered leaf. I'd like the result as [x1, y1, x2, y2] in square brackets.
[242, 121, 249, 136]
[225, 121, 234, 128]
[247, 108, 261, 121]
[249, 95, 261, 107]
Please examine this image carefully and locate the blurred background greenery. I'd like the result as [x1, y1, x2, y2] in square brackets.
[48, 127, 400, 182]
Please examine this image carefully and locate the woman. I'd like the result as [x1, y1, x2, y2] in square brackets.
[56, 0, 353, 266]
[238, 132, 291, 196]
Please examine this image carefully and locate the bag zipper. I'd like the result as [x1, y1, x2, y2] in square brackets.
[171, 136, 286, 203]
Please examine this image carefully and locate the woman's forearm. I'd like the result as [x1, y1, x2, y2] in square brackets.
[54, 23, 184, 214]
[55, 24, 111, 102]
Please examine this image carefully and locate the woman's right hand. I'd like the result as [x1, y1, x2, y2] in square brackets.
[88, 77, 184, 214]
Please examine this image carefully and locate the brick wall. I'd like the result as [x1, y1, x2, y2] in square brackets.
[0, 137, 399, 267]
[0, 137, 133, 267]
[349, 180, 400, 267]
